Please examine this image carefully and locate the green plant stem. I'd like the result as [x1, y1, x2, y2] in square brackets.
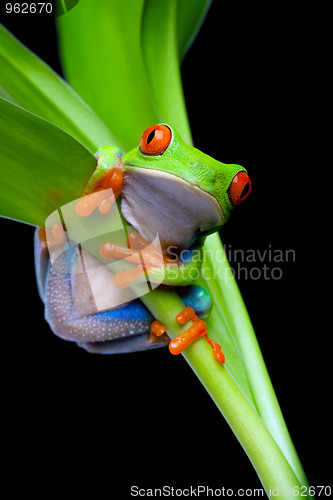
[57, 0, 160, 151]
[141, 0, 192, 144]
[140, 288, 308, 500]
[194, 274, 257, 409]
[176, 0, 212, 60]
[202, 233, 308, 487]
[140, 6, 308, 485]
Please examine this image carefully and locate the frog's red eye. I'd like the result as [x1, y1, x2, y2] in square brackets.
[228, 171, 252, 206]
[140, 125, 172, 155]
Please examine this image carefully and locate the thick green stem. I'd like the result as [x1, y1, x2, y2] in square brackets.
[201, 233, 308, 487]
[194, 274, 257, 409]
[141, 0, 192, 144]
[140, 288, 308, 499]
[141, 7, 307, 484]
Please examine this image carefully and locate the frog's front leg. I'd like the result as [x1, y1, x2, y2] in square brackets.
[75, 146, 123, 217]
[99, 237, 225, 362]
[44, 146, 124, 249]
[99, 233, 203, 288]
[145, 247, 225, 363]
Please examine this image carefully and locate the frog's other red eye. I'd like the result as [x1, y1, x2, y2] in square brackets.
[140, 125, 172, 155]
[228, 171, 252, 206]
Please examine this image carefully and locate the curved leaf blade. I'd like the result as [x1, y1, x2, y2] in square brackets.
[0, 97, 96, 227]
[0, 24, 119, 153]
[56, 0, 160, 151]
[141, 0, 192, 144]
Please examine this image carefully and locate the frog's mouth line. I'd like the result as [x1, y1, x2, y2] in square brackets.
[120, 167, 224, 252]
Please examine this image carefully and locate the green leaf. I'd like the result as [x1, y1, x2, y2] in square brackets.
[141, 0, 192, 144]
[0, 97, 96, 227]
[0, 24, 119, 153]
[177, 0, 212, 60]
[56, 0, 160, 151]
[0, 82, 17, 104]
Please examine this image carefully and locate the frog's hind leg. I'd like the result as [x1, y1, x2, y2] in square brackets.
[42, 248, 160, 348]
[84, 286, 214, 354]
[80, 326, 169, 354]
[36, 229, 217, 355]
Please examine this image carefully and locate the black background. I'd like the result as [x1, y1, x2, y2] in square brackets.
[0, 1, 328, 497]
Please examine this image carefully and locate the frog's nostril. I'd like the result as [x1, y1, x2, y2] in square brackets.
[228, 171, 252, 206]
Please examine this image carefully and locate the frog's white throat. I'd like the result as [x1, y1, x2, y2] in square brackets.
[121, 168, 223, 252]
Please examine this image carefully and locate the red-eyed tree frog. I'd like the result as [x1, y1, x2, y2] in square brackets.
[35, 124, 251, 360]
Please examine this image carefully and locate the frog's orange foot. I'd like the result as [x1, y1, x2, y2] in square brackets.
[75, 190, 120, 217]
[169, 307, 225, 364]
[100, 241, 142, 263]
[99, 238, 166, 291]
[169, 307, 206, 354]
[100, 236, 172, 268]
[75, 156, 123, 218]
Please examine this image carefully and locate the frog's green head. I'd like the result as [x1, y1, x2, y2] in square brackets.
[121, 124, 251, 251]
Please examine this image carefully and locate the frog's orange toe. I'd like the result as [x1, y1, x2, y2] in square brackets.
[45, 224, 66, 249]
[175, 306, 195, 324]
[170, 307, 225, 363]
[151, 320, 166, 337]
[204, 335, 225, 364]
[169, 314, 206, 355]
[98, 191, 120, 215]
[75, 191, 105, 217]
[98, 197, 113, 215]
